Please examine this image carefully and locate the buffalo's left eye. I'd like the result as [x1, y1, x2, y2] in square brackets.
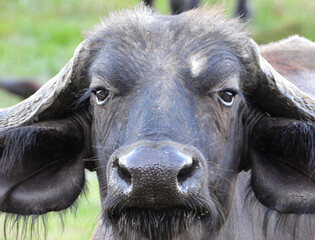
[218, 90, 236, 106]
[94, 88, 109, 105]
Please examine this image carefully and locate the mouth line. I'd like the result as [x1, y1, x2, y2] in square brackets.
[107, 206, 211, 223]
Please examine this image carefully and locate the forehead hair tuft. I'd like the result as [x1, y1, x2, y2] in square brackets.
[84, 4, 251, 60]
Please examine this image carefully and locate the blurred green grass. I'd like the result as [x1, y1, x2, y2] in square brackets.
[1, 0, 315, 239]
[1, 0, 315, 83]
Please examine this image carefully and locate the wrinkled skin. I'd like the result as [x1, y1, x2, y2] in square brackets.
[0, 7, 314, 240]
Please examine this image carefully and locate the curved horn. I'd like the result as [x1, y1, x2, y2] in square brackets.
[0, 40, 90, 131]
[244, 39, 315, 122]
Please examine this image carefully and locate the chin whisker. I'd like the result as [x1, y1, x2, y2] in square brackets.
[101, 193, 219, 240]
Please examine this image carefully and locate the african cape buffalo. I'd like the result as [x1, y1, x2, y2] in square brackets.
[0, 5, 314, 240]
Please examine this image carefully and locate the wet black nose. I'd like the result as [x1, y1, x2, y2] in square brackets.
[108, 144, 206, 207]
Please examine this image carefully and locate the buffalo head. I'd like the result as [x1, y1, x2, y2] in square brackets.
[0, 5, 314, 240]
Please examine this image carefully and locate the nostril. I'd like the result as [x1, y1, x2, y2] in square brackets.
[118, 166, 132, 184]
[114, 158, 132, 185]
[177, 158, 199, 185]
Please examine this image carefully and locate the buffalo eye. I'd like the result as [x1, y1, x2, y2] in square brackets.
[217, 90, 237, 106]
[93, 88, 109, 105]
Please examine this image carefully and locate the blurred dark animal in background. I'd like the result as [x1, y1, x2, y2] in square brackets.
[0, 6, 314, 240]
[143, 0, 200, 14]
[0, 79, 40, 99]
[143, 0, 251, 17]
[235, 0, 250, 19]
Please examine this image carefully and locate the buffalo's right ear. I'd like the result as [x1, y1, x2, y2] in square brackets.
[0, 112, 91, 215]
[0, 40, 95, 216]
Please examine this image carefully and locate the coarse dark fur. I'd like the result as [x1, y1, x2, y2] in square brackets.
[0, 5, 314, 240]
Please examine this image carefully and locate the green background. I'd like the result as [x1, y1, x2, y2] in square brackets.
[1, 0, 315, 239]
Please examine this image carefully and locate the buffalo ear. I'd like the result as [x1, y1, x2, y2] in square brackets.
[250, 117, 315, 213]
[0, 116, 90, 215]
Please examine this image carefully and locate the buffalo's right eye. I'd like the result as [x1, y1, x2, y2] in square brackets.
[93, 88, 109, 105]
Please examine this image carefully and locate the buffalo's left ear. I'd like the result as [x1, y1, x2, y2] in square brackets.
[250, 117, 315, 213]
[242, 37, 315, 214]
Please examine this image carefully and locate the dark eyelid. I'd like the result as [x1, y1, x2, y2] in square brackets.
[90, 85, 109, 94]
[90, 76, 120, 96]
[208, 87, 239, 96]
[219, 87, 239, 95]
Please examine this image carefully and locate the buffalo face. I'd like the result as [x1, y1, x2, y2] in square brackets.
[87, 20, 246, 238]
